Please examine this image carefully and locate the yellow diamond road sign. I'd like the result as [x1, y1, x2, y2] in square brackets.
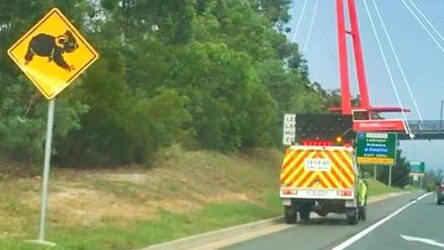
[8, 8, 98, 99]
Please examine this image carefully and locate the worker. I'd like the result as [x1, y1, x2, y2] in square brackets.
[358, 178, 367, 207]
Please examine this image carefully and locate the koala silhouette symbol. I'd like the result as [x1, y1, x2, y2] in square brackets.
[24, 30, 79, 71]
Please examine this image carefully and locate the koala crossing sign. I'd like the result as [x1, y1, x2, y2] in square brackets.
[24, 30, 79, 71]
[8, 8, 98, 99]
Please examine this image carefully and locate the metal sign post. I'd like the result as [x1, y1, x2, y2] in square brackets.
[374, 165, 377, 180]
[412, 174, 419, 186]
[388, 165, 392, 187]
[39, 99, 55, 243]
[26, 99, 56, 247]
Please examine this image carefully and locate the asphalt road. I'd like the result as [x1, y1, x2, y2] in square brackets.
[342, 192, 443, 250]
[224, 192, 439, 250]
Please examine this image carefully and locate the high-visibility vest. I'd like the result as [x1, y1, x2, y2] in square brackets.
[358, 179, 367, 206]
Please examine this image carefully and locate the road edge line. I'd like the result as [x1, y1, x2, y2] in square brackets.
[331, 192, 431, 250]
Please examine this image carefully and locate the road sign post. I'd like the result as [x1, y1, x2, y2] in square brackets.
[374, 165, 377, 180]
[8, 8, 98, 246]
[388, 165, 392, 187]
[36, 99, 56, 246]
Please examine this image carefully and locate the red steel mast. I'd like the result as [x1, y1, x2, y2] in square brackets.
[336, 0, 371, 114]
[336, 0, 352, 115]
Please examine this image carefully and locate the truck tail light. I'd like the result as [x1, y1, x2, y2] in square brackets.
[282, 189, 297, 195]
[338, 189, 352, 196]
[301, 141, 333, 146]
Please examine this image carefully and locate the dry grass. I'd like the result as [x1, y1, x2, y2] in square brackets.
[0, 145, 282, 242]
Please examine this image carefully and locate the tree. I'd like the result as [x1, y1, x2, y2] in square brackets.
[376, 149, 410, 188]
[391, 150, 410, 188]
[0, 0, 333, 167]
[424, 169, 444, 191]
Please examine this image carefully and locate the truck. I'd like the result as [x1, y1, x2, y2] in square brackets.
[280, 114, 367, 225]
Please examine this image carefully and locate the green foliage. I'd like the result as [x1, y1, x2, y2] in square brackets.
[424, 169, 443, 191]
[375, 150, 410, 188]
[0, 0, 333, 166]
[365, 179, 402, 196]
[251, 0, 292, 25]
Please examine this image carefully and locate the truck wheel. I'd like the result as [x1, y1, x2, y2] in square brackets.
[346, 208, 358, 225]
[284, 206, 297, 224]
[300, 209, 310, 222]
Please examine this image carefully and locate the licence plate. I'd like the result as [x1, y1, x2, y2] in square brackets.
[306, 189, 329, 196]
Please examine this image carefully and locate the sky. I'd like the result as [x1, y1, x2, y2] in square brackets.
[287, 0, 444, 170]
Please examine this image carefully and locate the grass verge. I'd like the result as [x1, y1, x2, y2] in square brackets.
[0, 195, 282, 250]
[365, 179, 403, 197]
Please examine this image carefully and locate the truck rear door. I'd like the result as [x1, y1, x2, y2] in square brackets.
[280, 146, 356, 199]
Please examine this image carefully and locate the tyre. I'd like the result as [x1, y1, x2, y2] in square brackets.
[284, 206, 297, 224]
[438, 196, 442, 205]
[346, 208, 358, 225]
[300, 208, 310, 222]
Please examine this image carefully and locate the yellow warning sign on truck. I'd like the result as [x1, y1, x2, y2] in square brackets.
[280, 146, 357, 190]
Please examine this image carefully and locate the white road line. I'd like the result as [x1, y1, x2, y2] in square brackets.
[331, 192, 431, 250]
[400, 235, 444, 248]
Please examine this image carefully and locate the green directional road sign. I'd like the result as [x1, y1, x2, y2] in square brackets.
[409, 161, 425, 173]
[356, 132, 397, 165]
[409, 161, 425, 176]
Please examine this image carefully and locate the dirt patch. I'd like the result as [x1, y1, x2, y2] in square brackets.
[21, 186, 158, 226]
[95, 172, 149, 185]
[0, 162, 38, 179]
[152, 199, 203, 214]
[198, 192, 250, 203]
[19, 183, 216, 227]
